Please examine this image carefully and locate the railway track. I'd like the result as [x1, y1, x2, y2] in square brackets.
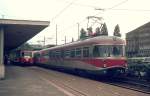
[101, 77, 150, 94]
[28, 66, 150, 95]
[41, 77, 88, 96]
[29, 67, 89, 96]
[42, 77, 90, 96]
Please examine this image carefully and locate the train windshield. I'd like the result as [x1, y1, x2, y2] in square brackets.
[22, 52, 32, 57]
[93, 45, 124, 57]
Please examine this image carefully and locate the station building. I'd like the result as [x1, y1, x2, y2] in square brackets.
[126, 22, 150, 57]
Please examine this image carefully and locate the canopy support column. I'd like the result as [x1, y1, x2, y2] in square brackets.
[0, 27, 5, 79]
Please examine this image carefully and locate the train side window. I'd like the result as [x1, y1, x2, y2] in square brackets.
[70, 49, 75, 58]
[55, 51, 60, 58]
[93, 46, 100, 57]
[53, 51, 56, 58]
[61, 50, 64, 58]
[65, 50, 70, 58]
[49, 51, 52, 58]
[50, 51, 55, 58]
[83, 47, 89, 57]
[76, 48, 82, 57]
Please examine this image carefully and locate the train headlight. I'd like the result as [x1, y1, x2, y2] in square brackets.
[125, 63, 128, 67]
[25, 58, 29, 62]
[104, 63, 107, 68]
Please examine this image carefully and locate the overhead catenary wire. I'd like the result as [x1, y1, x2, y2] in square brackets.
[58, 0, 129, 42]
[104, 8, 150, 12]
[52, 0, 128, 34]
[59, 0, 150, 12]
[56, 0, 101, 8]
[95, 0, 129, 16]
[107, 0, 129, 10]
[50, 0, 150, 44]
[51, 0, 78, 22]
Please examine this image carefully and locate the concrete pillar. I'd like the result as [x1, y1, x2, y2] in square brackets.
[0, 27, 5, 79]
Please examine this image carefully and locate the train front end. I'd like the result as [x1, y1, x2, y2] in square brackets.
[91, 36, 127, 76]
[19, 51, 34, 65]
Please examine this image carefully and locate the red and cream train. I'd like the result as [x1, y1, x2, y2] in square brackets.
[13, 36, 126, 75]
[33, 36, 127, 75]
[13, 50, 34, 65]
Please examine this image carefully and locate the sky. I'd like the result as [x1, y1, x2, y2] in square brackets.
[1, 0, 150, 45]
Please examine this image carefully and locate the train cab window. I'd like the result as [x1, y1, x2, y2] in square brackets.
[34, 53, 40, 59]
[93, 45, 110, 57]
[93, 45, 123, 57]
[21, 52, 24, 57]
[93, 45, 105, 57]
[21, 51, 32, 57]
[36, 53, 40, 57]
[83, 47, 89, 57]
[112, 45, 123, 57]
[76, 48, 82, 57]
[102, 46, 110, 57]
[42, 51, 49, 58]
[112, 46, 120, 56]
[70, 49, 75, 58]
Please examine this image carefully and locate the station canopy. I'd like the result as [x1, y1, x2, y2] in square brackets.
[0, 19, 50, 51]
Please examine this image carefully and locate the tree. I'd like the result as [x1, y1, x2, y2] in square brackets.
[87, 27, 93, 37]
[95, 27, 101, 36]
[17, 43, 33, 50]
[80, 28, 87, 39]
[101, 23, 108, 36]
[113, 24, 121, 37]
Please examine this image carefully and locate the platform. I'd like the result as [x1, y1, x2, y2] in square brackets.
[0, 65, 149, 96]
[0, 65, 68, 96]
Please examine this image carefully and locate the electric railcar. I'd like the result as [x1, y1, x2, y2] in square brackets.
[34, 36, 127, 76]
[14, 50, 34, 65]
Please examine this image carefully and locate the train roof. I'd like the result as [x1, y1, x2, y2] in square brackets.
[40, 36, 125, 52]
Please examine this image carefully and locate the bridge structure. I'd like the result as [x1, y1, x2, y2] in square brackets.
[0, 19, 50, 79]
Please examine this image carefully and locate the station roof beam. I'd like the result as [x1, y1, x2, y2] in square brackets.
[0, 19, 50, 51]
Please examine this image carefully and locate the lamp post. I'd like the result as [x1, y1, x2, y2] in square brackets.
[56, 24, 57, 45]
[37, 37, 52, 48]
[61, 36, 66, 44]
[77, 23, 80, 40]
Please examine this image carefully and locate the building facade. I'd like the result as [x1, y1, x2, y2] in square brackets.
[126, 22, 150, 57]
